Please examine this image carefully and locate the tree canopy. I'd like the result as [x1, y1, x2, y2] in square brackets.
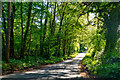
[1, 1, 120, 78]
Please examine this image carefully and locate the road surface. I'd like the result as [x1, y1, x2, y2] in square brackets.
[1, 52, 86, 80]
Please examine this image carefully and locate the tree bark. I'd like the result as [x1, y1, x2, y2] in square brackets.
[2, 6, 7, 60]
[43, 2, 49, 58]
[0, 1, 2, 17]
[104, 6, 119, 54]
[43, 2, 49, 42]
[6, 2, 11, 63]
[20, 2, 24, 58]
[51, 2, 56, 35]
[10, 2, 15, 58]
[28, 16, 34, 54]
[57, 3, 67, 56]
[40, 2, 44, 55]
[22, 2, 32, 58]
[63, 26, 68, 56]
[49, 2, 52, 36]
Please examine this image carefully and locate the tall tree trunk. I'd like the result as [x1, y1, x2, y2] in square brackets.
[68, 39, 71, 56]
[104, 6, 119, 54]
[47, 3, 52, 57]
[0, 1, 2, 63]
[2, 17, 6, 59]
[22, 2, 32, 58]
[51, 2, 56, 35]
[2, 6, 7, 60]
[63, 26, 68, 56]
[49, 2, 52, 36]
[28, 16, 34, 54]
[0, 1, 2, 17]
[57, 3, 67, 56]
[10, 3, 15, 58]
[2, 34, 5, 59]
[20, 2, 24, 58]
[40, 2, 44, 55]
[6, 2, 11, 63]
[43, 2, 49, 58]
[43, 2, 49, 42]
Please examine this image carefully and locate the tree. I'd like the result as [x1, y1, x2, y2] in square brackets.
[51, 2, 56, 35]
[57, 2, 67, 56]
[6, 2, 11, 62]
[20, 2, 23, 58]
[40, 2, 44, 55]
[21, 2, 32, 58]
[104, 4, 120, 53]
[0, 1, 2, 63]
[10, 2, 15, 58]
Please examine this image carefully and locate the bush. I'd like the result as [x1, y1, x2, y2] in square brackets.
[82, 57, 92, 65]
[2, 52, 79, 72]
[2, 62, 11, 70]
[96, 62, 120, 78]
[82, 53, 120, 79]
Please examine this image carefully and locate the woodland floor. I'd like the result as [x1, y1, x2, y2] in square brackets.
[0, 52, 99, 80]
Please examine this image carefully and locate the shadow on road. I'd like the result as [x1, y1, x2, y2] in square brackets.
[1, 52, 91, 80]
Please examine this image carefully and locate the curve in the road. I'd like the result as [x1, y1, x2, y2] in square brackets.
[1, 52, 86, 80]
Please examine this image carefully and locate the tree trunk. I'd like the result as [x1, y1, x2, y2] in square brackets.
[20, 2, 24, 58]
[57, 3, 67, 56]
[40, 2, 44, 55]
[43, 2, 49, 42]
[63, 26, 68, 56]
[49, 2, 52, 36]
[0, 1, 2, 17]
[22, 2, 32, 58]
[42, 2, 49, 58]
[2, 6, 7, 60]
[10, 3, 15, 58]
[51, 2, 56, 35]
[104, 6, 119, 54]
[6, 2, 11, 63]
[68, 40, 71, 56]
[2, 34, 5, 60]
[28, 16, 34, 54]
[68, 37, 72, 56]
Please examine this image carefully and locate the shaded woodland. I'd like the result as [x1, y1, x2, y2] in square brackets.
[1, 2, 120, 78]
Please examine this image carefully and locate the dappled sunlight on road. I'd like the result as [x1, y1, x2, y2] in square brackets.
[1, 52, 87, 79]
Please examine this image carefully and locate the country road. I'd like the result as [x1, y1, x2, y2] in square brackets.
[1, 52, 86, 80]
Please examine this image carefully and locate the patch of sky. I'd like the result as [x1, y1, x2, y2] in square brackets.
[57, 19, 60, 23]
[44, 1, 47, 5]
[35, 5, 41, 10]
[31, 10, 34, 13]
[35, 22, 40, 26]
[0, 18, 2, 22]
[89, 13, 95, 21]
[88, 28, 92, 30]
[38, 19, 41, 21]
[48, 6, 53, 13]
[42, 19, 45, 23]
[56, 17, 60, 23]
[37, 26, 41, 29]
[118, 25, 120, 31]
[93, 7, 96, 11]
[0, 18, 2, 29]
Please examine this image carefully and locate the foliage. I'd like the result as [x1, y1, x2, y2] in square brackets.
[1, 2, 120, 78]
[82, 50, 120, 79]
[2, 52, 78, 71]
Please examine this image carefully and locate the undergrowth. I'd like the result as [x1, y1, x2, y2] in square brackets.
[2, 52, 78, 73]
[82, 50, 120, 79]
